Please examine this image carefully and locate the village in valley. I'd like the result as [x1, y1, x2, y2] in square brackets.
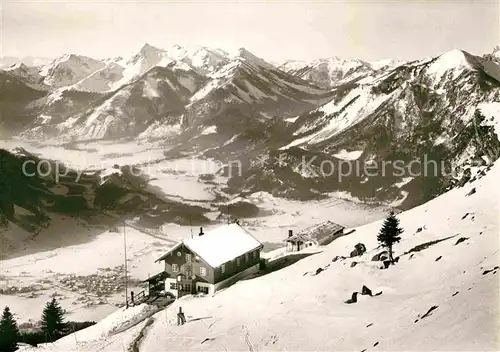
[0, 210, 401, 348]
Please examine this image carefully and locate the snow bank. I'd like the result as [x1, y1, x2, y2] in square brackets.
[478, 102, 500, 140]
[20, 304, 160, 351]
[333, 149, 363, 160]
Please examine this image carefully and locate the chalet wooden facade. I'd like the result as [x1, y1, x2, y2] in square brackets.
[154, 223, 263, 298]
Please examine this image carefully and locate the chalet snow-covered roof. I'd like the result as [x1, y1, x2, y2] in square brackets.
[285, 221, 345, 243]
[156, 223, 263, 268]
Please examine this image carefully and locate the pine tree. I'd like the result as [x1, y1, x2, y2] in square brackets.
[0, 306, 20, 352]
[377, 211, 403, 263]
[40, 298, 68, 342]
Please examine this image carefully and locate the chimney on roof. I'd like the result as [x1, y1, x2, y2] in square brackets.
[288, 229, 293, 238]
[199, 227, 204, 236]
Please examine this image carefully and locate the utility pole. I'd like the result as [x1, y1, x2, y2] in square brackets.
[123, 220, 129, 309]
[189, 215, 193, 239]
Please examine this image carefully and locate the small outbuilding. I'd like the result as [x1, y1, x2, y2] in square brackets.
[284, 221, 345, 252]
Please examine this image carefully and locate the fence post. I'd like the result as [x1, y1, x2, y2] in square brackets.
[177, 307, 186, 325]
[130, 291, 134, 306]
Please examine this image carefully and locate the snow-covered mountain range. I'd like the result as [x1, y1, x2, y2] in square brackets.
[1, 45, 499, 352]
[1, 45, 500, 209]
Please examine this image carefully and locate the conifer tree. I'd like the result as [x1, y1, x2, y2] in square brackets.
[377, 211, 403, 263]
[40, 298, 68, 342]
[0, 306, 20, 352]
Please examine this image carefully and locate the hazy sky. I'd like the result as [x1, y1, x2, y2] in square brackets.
[1, 0, 499, 62]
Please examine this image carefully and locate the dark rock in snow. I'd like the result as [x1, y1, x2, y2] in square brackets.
[466, 187, 476, 196]
[420, 305, 438, 319]
[371, 250, 389, 261]
[452, 291, 459, 297]
[201, 338, 215, 344]
[416, 227, 423, 233]
[482, 266, 500, 275]
[315, 267, 324, 275]
[361, 285, 372, 296]
[382, 260, 391, 269]
[373, 342, 379, 347]
[405, 235, 457, 254]
[435, 256, 442, 262]
[461, 213, 469, 220]
[350, 243, 367, 257]
[454, 237, 469, 245]
[344, 292, 358, 304]
[350, 261, 358, 268]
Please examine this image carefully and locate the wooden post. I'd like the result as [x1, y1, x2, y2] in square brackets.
[177, 307, 186, 325]
[130, 291, 134, 306]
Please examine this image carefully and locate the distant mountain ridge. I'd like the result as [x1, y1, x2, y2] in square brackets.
[1, 45, 499, 209]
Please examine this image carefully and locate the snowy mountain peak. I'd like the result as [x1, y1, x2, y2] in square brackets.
[235, 47, 260, 61]
[234, 47, 276, 70]
[280, 56, 375, 88]
[164, 44, 230, 74]
[369, 58, 406, 71]
[139, 43, 164, 55]
[5, 62, 28, 71]
[39, 53, 106, 88]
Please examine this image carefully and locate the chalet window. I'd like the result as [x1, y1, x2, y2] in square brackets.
[236, 257, 241, 266]
[186, 253, 192, 262]
[177, 251, 182, 257]
[221, 264, 226, 274]
[172, 264, 179, 272]
[200, 267, 207, 276]
[197, 286, 209, 294]
[170, 282, 178, 290]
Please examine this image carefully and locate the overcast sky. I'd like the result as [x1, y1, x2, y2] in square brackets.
[1, 0, 499, 62]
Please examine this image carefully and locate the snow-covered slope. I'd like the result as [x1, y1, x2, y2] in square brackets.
[231, 48, 498, 208]
[60, 65, 206, 140]
[71, 62, 126, 93]
[23, 154, 499, 351]
[283, 49, 490, 148]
